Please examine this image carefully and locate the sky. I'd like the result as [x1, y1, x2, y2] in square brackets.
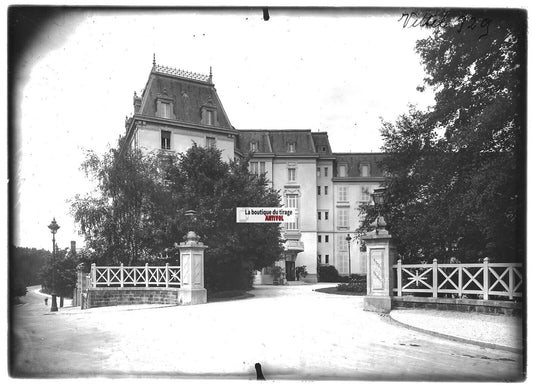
[12, 8, 435, 250]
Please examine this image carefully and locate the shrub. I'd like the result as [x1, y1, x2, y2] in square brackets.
[318, 265, 340, 282]
[295, 265, 308, 280]
[337, 274, 367, 294]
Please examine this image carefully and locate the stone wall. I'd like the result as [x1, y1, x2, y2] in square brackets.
[86, 288, 181, 309]
[393, 296, 522, 316]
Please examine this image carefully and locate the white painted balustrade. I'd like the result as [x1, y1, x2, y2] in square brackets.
[393, 258, 522, 300]
[90, 263, 181, 288]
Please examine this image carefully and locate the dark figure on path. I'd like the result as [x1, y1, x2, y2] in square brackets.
[255, 363, 265, 380]
[44, 298, 48, 305]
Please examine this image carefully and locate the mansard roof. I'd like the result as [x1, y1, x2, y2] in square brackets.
[267, 130, 316, 155]
[135, 62, 232, 130]
[236, 130, 273, 154]
[311, 132, 333, 156]
[333, 153, 385, 179]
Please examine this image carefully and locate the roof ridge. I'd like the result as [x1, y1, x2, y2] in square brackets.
[152, 63, 211, 83]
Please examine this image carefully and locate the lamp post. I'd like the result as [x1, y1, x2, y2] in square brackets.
[346, 234, 352, 276]
[47, 218, 60, 312]
[370, 187, 387, 234]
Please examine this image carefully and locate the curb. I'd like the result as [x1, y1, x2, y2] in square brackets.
[382, 313, 522, 354]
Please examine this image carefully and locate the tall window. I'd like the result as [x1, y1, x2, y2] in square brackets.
[317, 167, 321, 177]
[288, 142, 296, 152]
[338, 186, 348, 201]
[325, 235, 329, 243]
[338, 209, 348, 227]
[318, 211, 321, 220]
[285, 194, 299, 230]
[324, 167, 328, 177]
[250, 161, 259, 175]
[288, 168, 296, 182]
[339, 165, 347, 177]
[250, 142, 258, 152]
[318, 255, 322, 264]
[317, 186, 321, 195]
[160, 102, 171, 119]
[206, 110, 215, 125]
[324, 186, 328, 195]
[206, 136, 216, 148]
[361, 186, 370, 202]
[318, 235, 322, 243]
[161, 130, 171, 150]
[325, 254, 330, 264]
[361, 163, 370, 177]
[325, 211, 329, 220]
[259, 161, 266, 174]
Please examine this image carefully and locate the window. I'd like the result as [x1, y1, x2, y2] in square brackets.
[361, 186, 370, 202]
[318, 235, 322, 243]
[318, 211, 321, 220]
[318, 255, 322, 263]
[206, 110, 215, 125]
[338, 209, 348, 227]
[325, 211, 329, 220]
[161, 130, 171, 150]
[250, 142, 258, 152]
[322, 146, 327, 152]
[206, 136, 216, 148]
[339, 165, 347, 177]
[285, 194, 299, 230]
[260, 162, 266, 174]
[361, 163, 370, 177]
[337, 234, 348, 252]
[325, 255, 329, 264]
[250, 162, 259, 175]
[325, 235, 329, 243]
[338, 186, 348, 201]
[317, 167, 321, 177]
[288, 168, 296, 181]
[324, 186, 328, 195]
[324, 167, 328, 177]
[160, 102, 171, 119]
[317, 186, 321, 195]
[288, 142, 296, 152]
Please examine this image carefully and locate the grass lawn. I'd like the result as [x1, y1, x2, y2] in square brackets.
[315, 286, 366, 296]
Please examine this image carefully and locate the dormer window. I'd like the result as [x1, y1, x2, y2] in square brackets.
[250, 142, 258, 152]
[156, 90, 175, 120]
[288, 142, 296, 153]
[201, 97, 217, 126]
[338, 164, 347, 177]
[360, 163, 370, 177]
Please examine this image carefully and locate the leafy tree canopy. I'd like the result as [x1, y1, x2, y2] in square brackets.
[360, 10, 525, 263]
[71, 144, 284, 291]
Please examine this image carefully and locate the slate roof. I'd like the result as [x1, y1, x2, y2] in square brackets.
[236, 131, 273, 154]
[333, 153, 385, 178]
[311, 132, 333, 156]
[136, 63, 232, 129]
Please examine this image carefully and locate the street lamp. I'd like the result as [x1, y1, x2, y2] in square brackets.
[370, 187, 387, 234]
[346, 234, 352, 276]
[47, 218, 60, 312]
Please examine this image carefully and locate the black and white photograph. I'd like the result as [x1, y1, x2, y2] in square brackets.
[8, 6, 526, 381]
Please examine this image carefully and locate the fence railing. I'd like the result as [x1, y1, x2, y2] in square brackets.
[90, 263, 181, 288]
[393, 258, 522, 300]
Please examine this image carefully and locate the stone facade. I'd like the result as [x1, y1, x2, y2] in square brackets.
[86, 288, 181, 308]
[124, 61, 386, 283]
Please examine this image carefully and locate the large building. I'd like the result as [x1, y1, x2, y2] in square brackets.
[124, 61, 385, 283]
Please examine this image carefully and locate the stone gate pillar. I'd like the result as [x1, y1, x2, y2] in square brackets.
[362, 224, 396, 313]
[178, 231, 207, 305]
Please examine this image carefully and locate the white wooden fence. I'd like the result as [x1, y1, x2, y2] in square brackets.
[90, 263, 181, 288]
[393, 258, 522, 300]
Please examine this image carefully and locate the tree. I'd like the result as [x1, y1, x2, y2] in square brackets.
[39, 248, 78, 298]
[162, 145, 284, 291]
[360, 10, 525, 263]
[71, 146, 169, 265]
[72, 143, 284, 292]
[11, 246, 50, 287]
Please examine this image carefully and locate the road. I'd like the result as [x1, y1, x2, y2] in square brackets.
[10, 284, 524, 380]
